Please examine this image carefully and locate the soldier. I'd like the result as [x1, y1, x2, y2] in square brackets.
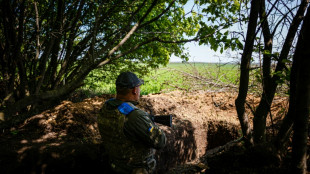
[98, 71, 167, 174]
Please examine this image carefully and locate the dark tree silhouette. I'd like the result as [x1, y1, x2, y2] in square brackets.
[291, 4, 310, 173]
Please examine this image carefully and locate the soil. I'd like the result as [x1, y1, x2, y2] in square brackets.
[0, 90, 289, 174]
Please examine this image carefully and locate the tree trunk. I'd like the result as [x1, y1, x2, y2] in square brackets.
[274, 56, 298, 153]
[0, 64, 94, 128]
[235, 0, 260, 146]
[253, 0, 273, 143]
[274, 89, 295, 154]
[291, 5, 310, 173]
[253, 0, 309, 144]
[274, 0, 309, 153]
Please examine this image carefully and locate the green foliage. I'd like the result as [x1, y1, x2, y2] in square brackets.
[0, 0, 207, 113]
[254, 69, 262, 84]
[84, 61, 152, 93]
[196, 0, 244, 52]
[10, 130, 19, 136]
[272, 68, 291, 86]
[0, 0, 250, 117]
[105, 0, 203, 68]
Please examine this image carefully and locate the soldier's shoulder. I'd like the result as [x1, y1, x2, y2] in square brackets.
[131, 108, 147, 115]
[127, 106, 149, 120]
[106, 98, 123, 106]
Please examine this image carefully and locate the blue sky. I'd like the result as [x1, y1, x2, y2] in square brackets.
[171, 0, 297, 63]
[170, 42, 238, 63]
[169, 1, 240, 63]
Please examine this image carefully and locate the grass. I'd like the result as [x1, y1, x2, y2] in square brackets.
[140, 62, 240, 94]
[81, 62, 240, 96]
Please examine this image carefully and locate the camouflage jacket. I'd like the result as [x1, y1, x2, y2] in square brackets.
[98, 98, 166, 170]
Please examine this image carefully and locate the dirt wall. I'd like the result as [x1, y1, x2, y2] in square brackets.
[0, 91, 287, 173]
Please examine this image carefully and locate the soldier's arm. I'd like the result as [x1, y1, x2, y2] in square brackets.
[124, 110, 166, 149]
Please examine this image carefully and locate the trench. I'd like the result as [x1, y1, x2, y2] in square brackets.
[155, 119, 241, 173]
[0, 120, 240, 174]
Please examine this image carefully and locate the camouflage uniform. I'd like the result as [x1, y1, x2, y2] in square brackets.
[98, 98, 166, 174]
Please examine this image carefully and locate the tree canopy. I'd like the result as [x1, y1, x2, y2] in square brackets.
[0, 0, 242, 122]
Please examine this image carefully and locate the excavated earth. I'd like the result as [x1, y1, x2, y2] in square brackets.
[0, 90, 288, 173]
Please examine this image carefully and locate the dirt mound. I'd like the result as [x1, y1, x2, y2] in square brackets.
[0, 91, 288, 173]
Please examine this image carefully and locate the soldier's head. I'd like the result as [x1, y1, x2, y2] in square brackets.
[115, 71, 144, 101]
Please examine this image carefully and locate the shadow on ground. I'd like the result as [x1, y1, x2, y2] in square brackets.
[0, 94, 201, 173]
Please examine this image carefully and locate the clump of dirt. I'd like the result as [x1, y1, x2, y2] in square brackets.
[0, 91, 288, 173]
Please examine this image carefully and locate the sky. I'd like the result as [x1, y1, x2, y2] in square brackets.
[169, 1, 240, 63]
[169, 42, 240, 63]
[170, 0, 296, 64]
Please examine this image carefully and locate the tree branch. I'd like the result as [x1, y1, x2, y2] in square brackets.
[97, 0, 159, 64]
[16, 0, 27, 99]
[53, 0, 86, 88]
[272, 0, 309, 83]
[34, 1, 40, 61]
[235, 0, 261, 146]
[35, 0, 65, 94]
[139, 0, 176, 29]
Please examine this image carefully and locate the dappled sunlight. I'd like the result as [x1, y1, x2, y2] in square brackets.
[17, 146, 31, 155]
[32, 132, 58, 143]
[0, 112, 4, 121]
[0, 91, 289, 173]
[20, 139, 28, 144]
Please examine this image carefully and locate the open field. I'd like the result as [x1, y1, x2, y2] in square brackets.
[82, 62, 242, 96]
[141, 62, 240, 94]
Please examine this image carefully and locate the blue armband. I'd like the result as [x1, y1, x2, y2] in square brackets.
[118, 102, 134, 115]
